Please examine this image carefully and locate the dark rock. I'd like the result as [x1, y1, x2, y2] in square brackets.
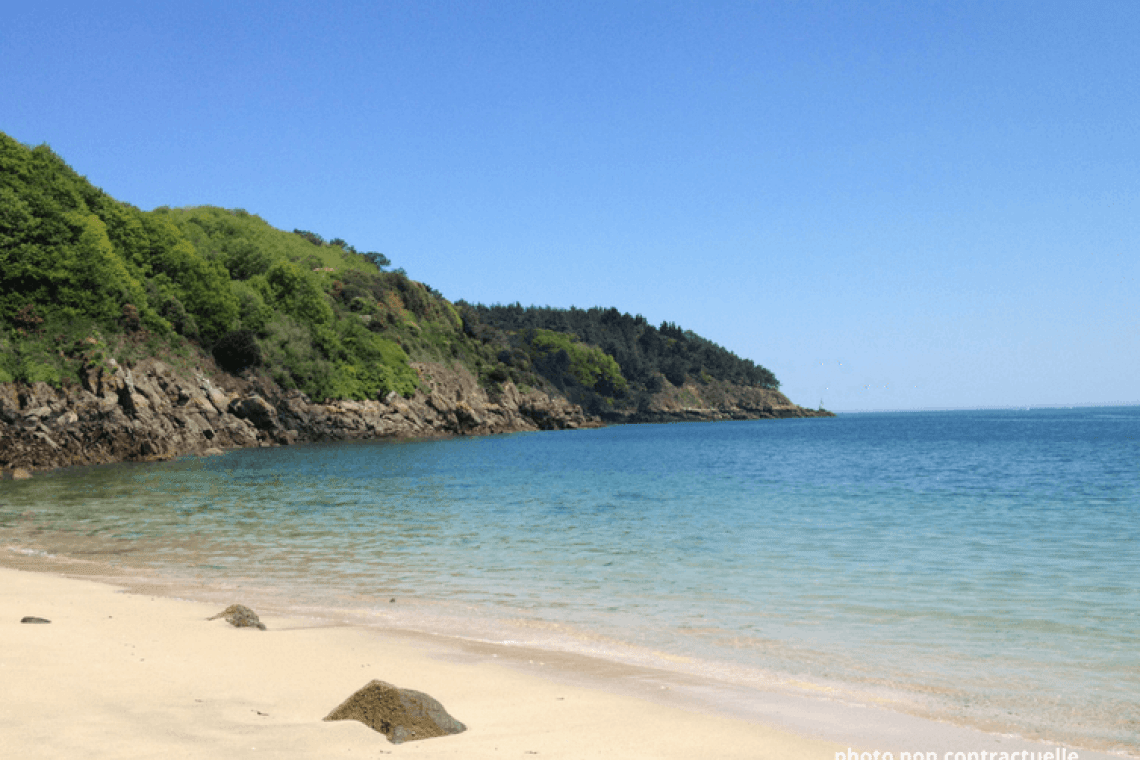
[324, 679, 466, 744]
[0, 357, 602, 471]
[21, 616, 50, 624]
[227, 396, 280, 430]
[207, 604, 267, 630]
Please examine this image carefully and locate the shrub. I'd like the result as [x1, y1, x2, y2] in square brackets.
[212, 329, 262, 373]
[527, 329, 628, 395]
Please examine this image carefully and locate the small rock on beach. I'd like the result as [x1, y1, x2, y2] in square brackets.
[324, 679, 466, 744]
[207, 604, 266, 630]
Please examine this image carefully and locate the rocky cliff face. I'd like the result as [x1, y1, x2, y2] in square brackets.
[0, 359, 831, 476]
[601, 377, 833, 424]
[0, 359, 596, 475]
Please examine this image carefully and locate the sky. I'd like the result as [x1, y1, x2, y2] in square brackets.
[3, 1, 1137, 411]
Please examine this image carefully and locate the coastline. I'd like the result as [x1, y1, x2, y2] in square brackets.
[0, 358, 828, 476]
[2, 557, 1127, 760]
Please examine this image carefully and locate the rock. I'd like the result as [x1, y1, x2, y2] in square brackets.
[1, 356, 614, 472]
[324, 679, 466, 744]
[453, 401, 483, 429]
[0, 349, 824, 475]
[53, 410, 79, 427]
[0, 385, 19, 422]
[198, 376, 231, 415]
[19, 383, 58, 412]
[207, 604, 267, 630]
[20, 616, 50, 624]
[201, 447, 225, 457]
[227, 396, 280, 430]
[23, 406, 53, 420]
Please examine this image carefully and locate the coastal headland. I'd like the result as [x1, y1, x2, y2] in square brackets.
[0, 131, 829, 474]
[0, 356, 827, 474]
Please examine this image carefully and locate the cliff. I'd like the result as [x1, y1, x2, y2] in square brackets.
[0, 359, 595, 475]
[0, 357, 831, 475]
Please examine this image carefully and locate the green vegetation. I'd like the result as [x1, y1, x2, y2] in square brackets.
[456, 303, 779, 414]
[526, 329, 628, 396]
[1, 131, 781, 415]
[0, 134, 419, 399]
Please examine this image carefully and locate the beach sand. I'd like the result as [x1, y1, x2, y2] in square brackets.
[0, 564, 847, 759]
[1, 564, 1125, 759]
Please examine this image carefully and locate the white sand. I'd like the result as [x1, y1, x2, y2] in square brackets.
[1, 565, 848, 759]
[1, 564, 1126, 760]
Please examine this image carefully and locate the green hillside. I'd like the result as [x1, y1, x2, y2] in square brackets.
[1, 131, 783, 415]
[457, 303, 779, 416]
[1, 132, 444, 399]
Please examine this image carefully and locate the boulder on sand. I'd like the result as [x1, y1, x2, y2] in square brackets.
[207, 604, 266, 630]
[324, 679, 466, 744]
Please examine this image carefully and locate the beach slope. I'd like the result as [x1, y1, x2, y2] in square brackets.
[1, 566, 845, 759]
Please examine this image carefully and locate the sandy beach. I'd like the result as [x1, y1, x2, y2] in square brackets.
[1, 562, 1126, 759]
[1, 563, 847, 759]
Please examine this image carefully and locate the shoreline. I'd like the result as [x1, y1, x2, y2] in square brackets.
[2, 555, 1129, 760]
[1, 560, 845, 759]
[0, 358, 829, 477]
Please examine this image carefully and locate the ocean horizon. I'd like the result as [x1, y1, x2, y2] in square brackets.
[3, 407, 1137, 756]
[832, 402, 1140, 413]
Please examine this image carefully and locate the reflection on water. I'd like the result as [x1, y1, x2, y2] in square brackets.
[2, 409, 1139, 755]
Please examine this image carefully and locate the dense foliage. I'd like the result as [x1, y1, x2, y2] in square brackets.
[460, 303, 778, 390]
[1, 132, 780, 412]
[0, 133, 419, 398]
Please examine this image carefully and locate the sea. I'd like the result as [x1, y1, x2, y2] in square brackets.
[2, 407, 1138, 755]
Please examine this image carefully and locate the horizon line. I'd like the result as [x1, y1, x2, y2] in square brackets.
[827, 402, 1140, 414]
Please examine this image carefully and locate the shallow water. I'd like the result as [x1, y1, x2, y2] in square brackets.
[3, 408, 1138, 754]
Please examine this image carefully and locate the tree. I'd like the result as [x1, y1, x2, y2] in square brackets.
[292, 229, 324, 247]
[362, 251, 391, 269]
[264, 260, 333, 325]
[213, 329, 262, 373]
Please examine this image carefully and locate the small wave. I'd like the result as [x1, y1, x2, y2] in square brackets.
[5, 546, 56, 558]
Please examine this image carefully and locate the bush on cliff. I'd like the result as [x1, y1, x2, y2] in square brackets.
[212, 329, 262, 373]
[526, 329, 628, 395]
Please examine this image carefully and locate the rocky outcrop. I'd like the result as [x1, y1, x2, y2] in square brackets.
[0, 357, 830, 475]
[0, 359, 263, 472]
[601, 377, 834, 424]
[0, 358, 596, 474]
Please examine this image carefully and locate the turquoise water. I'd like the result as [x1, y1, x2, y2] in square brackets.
[2, 408, 1138, 753]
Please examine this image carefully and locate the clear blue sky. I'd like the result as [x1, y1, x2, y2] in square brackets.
[4, 1, 1137, 410]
